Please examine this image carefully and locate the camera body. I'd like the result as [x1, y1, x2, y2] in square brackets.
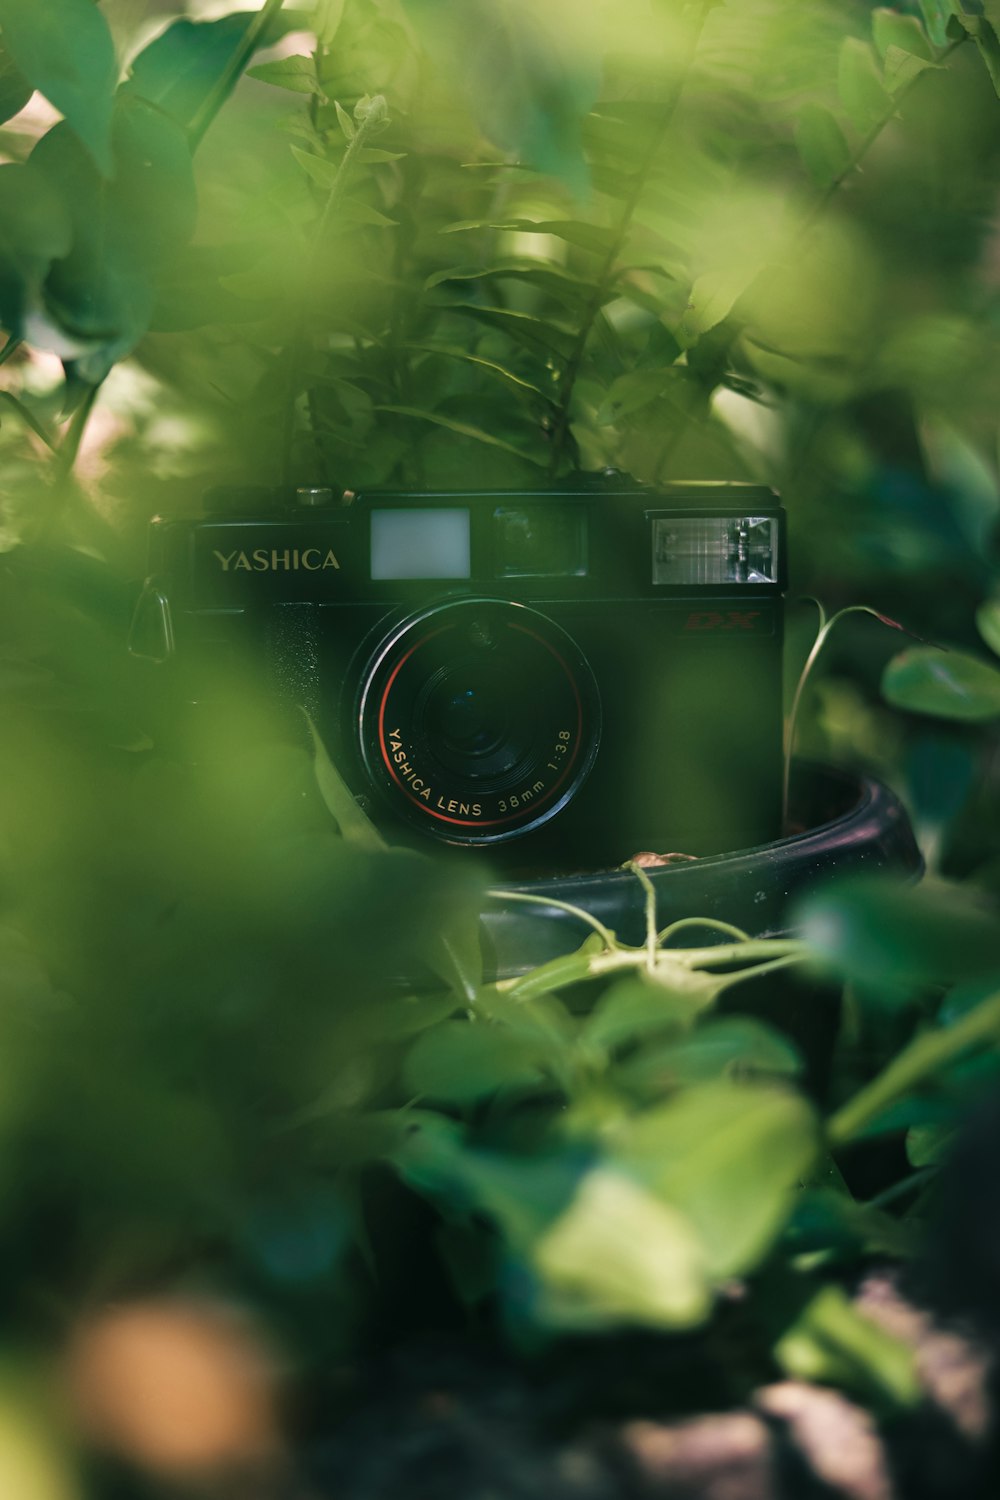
[138, 479, 786, 873]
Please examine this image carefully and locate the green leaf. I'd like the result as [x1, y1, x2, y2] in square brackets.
[405, 344, 555, 405]
[403, 1020, 549, 1104]
[787, 1188, 916, 1260]
[27, 97, 196, 376]
[0, 0, 116, 173]
[334, 100, 355, 140]
[882, 646, 1000, 721]
[126, 12, 310, 133]
[424, 261, 591, 311]
[918, 0, 957, 47]
[615, 1081, 819, 1279]
[306, 713, 388, 851]
[341, 197, 397, 228]
[872, 9, 934, 60]
[0, 163, 72, 335]
[440, 303, 576, 360]
[976, 599, 1000, 658]
[374, 404, 548, 464]
[775, 1285, 920, 1407]
[795, 876, 1000, 990]
[794, 103, 853, 189]
[401, 0, 598, 192]
[290, 145, 337, 188]
[357, 147, 406, 163]
[906, 1122, 955, 1166]
[532, 1168, 711, 1330]
[838, 36, 891, 132]
[682, 263, 765, 341]
[441, 218, 617, 256]
[882, 44, 938, 93]
[616, 1019, 803, 1097]
[246, 54, 322, 96]
[595, 371, 671, 426]
[581, 975, 715, 1054]
[0, 38, 32, 124]
[949, 10, 1000, 96]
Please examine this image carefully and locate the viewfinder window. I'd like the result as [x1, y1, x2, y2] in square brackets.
[494, 506, 587, 578]
[371, 508, 471, 580]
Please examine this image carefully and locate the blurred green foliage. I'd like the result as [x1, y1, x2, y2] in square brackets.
[0, 0, 1000, 1491]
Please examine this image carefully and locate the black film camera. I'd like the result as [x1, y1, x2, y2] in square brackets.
[134, 479, 786, 873]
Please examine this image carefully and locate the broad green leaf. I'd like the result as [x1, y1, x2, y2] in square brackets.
[475, 987, 576, 1057]
[616, 1082, 819, 1278]
[872, 9, 934, 60]
[882, 44, 938, 94]
[126, 11, 310, 132]
[596, 371, 672, 425]
[581, 975, 715, 1054]
[374, 404, 548, 464]
[775, 1285, 920, 1407]
[882, 646, 1000, 721]
[906, 1122, 955, 1166]
[532, 1169, 711, 1330]
[441, 218, 617, 256]
[440, 303, 576, 360]
[0, 38, 32, 123]
[976, 600, 1000, 658]
[358, 147, 406, 163]
[918, 0, 957, 47]
[0, 163, 72, 335]
[402, 1020, 548, 1104]
[246, 54, 322, 96]
[27, 98, 196, 376]
[424, 261, 591, 311]
[838, 37, 891, 132]
[291, 145, 337, 188]
[787, 1189, 916, 1260]
[0, 0, 116, 173]
[341, 197, 397, 228]
[682, 264, 765, 341]
[794, 103, 852, 189]
[306, 713, 387, 851]
[796, 876, 1000, 989]
[405, 344, 554, 405]
[949, 11, 1000, 96]
[616, 1019, 803, 1097]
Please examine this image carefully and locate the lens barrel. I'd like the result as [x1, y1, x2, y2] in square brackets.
[356, 598, 600, 844]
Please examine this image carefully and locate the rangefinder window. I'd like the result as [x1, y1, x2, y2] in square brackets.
[370, 507, 471, 580]
[494, 506, 588, 579]
[651, 515, 778, 586]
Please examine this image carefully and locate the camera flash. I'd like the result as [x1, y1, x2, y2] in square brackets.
[651, 515, 777, 586]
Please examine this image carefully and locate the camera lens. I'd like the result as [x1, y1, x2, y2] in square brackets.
[356, 598, 600, 845]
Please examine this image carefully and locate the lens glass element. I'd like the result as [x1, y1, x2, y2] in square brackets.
[357, 598, 600, 844]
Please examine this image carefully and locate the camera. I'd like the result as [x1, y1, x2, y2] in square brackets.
[133, 478, 786, 873]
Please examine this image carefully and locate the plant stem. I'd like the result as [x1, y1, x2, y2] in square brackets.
[546, 0, 713, 475]
[828, 989, 1000, 1146]
[53, 385, 99, 480]
[188, 0, 289, 151]
[486, 888, 617, 949]
[280, 101, 385, 486]
[783, 603, 906, 830]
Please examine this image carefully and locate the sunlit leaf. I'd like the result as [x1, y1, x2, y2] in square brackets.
[0, 0, 116, 173]
[247, 55, 322, 96]
[532, 1169, 711, 1329]
[882, 646, 1000, 721]
[794, 103, 852, 188]
[882, 44, 938, 94]
[581, 975, 718, 1054]
[872, 9, 934, 61]
[441, 218, 617, 256]
[775, 1285, 920, 1407]
[374, 403, 547, 463]
[838, 36, 891, 132]
[615, 1081, 819, 1278]
[403, 1020, 548, 1104]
